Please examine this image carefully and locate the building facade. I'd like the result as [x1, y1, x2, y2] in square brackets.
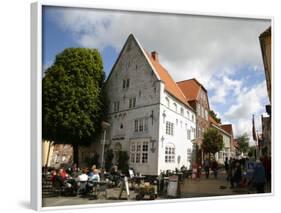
[209, 119, 234, 164]
[177, 79, 210, 164]
[259, 26, 272, 156]
[105, 34, 196, 175]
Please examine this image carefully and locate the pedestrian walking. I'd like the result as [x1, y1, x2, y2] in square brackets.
[253, 160, 266, 193]
[225, 158, 230, 181]
[230, 162, 242, 188]
[203, 158, 210, 179]
[211, 159, 219, 179]
[261, 153, 271, 183]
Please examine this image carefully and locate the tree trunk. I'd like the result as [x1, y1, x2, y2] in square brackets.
[73, 144, 79, 167]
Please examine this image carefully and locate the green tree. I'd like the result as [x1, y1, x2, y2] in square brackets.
[42, 48, 106, 164]
[236, 133, 250, 154]
[202, 128, 224, 156]
[209, 110, 221, 124]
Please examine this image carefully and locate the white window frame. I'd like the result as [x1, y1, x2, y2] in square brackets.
[113, 101, 119, 112]
[180, 107, 184, 116]
[187, 129, 191, 140]
[130, 141, 149, 164]
[134, 117, 148, 132]
[165, 145, 175, 163]
[166, 121, 174, 135]
[129, 97, 136, 109]
[174, 103, 177, 112]
[166, 97, 170, 108]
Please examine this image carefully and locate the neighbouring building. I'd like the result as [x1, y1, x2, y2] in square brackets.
[177, 78, 210, 164]
[105, 34, 196, 175]
[220, 124, 235, 159]
[42, 140, 73, 168]
[259, 26, 272, 156]
[208, 116, 233, 164]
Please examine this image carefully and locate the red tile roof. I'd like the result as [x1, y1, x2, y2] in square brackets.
[145, 51, 192, 109]
[177, 79, 201, 101]
[220, 124, 234, 137]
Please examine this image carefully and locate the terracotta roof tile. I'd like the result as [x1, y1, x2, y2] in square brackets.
[145, 51, 191, 108]
[177, 79, 207, 101]
[220, 124, 234, 137]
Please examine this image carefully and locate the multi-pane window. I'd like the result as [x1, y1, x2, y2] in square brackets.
[123, 79, 130, 89]
[205, 109, 208, 120]
[113, 101, 119, 112]
[165, 145, 175, 163]
[174, 103, 177, 112]
[130, 141, 149, 164]
[123, 80, 126, 89]
[129, 97, 136, 108]
[166, 97, 170, 108]
[134, 117, 148, 132]
[166, 121, 174, 135]
[180, 108, 184, 116]
[201, 106, 204, 118]
[191, 114, 195, 122]
[187, 129, 191, 140]
[187, 148, 192, 161]
[191, 127, 195, 139]
[186, 111, 190, 119]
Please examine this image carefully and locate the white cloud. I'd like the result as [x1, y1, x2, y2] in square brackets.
[209, 75, 242, 104]
[47, 7, 270, 144]
[50, 8, 270, 80]
[224, 81, 267, 120]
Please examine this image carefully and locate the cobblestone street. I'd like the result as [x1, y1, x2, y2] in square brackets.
[43, 170, 271, 207]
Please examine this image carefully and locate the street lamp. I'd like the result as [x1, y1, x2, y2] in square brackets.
[101, 121, 110, 169]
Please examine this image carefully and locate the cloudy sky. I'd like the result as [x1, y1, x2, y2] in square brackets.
[43, 6, 271, 144]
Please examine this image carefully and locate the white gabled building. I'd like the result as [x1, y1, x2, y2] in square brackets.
[105, 34, 196, 175]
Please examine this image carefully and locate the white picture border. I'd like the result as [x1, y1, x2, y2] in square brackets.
[31, 0, 274, 211]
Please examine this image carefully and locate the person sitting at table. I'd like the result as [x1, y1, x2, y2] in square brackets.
[59, 167, 68, 181]
[76, 168, 89, 195]
[89, 169, 100, 182]
[76, 168, 89, 182]
[88, 165, 97, 177]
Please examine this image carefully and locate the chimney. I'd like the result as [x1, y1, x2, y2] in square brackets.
[151, 51, 159, 62]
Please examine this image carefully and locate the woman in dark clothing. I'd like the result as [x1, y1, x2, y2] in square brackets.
[253, 160, 266, 193]
[230, 162, 242, 188]
[211, 160, 219, 179]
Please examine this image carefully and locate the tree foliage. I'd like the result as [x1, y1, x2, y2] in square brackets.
[209, 110, 221, 124]
[42, 48, 106, 146]
[202, 128, 224, 155]
[236, 133, 250, 154]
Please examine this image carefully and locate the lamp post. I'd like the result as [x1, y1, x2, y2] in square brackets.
[101, 121, 110, 169]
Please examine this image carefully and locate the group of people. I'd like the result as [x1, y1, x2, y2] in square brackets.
[48, 164, 123, 195]
[224, 154, 271, 193]
[203, 158, 219, 179]
[50, 165, 101, 189]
